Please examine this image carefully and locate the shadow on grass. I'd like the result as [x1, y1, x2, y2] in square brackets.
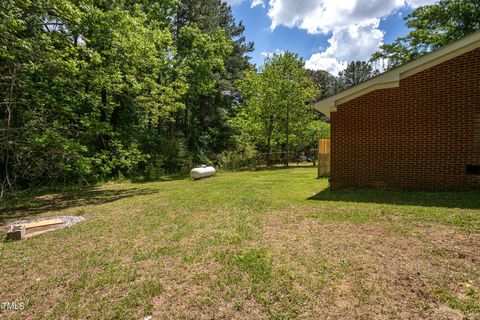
[250, 165, 317, 172]
[130, 172, 189, 183]
[0, 187, 160, 225]
[308, 188, 480, 210]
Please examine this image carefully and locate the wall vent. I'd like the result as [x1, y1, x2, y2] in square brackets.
[466, 165, 480, 175]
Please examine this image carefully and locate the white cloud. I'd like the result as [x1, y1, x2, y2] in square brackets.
[261, 49, 285, 58]
[305, 56, 348, 75]
[225, 0, 438, 74]
[224, 0, 264, 7]
[405, 0, 438, 6]
[264, 0, 438, 74]
[251, 0, 264, 7]
[267, 0, 407, 34]
[305, 20, 384, 74]
[223, 0, 244, 6]
[266, 0, 438, 34]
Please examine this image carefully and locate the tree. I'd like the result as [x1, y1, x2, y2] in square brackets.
[336, 61, 378, 91]
[233, 68, 278, 164]
[233, 52, 319, 165]
[0, 0, 253, 196]
[0, 0, 90, 193]
[306, 69, 337, 99]
[292, 117, 330, 153]
[371, 0, 480, 69]
[172, 0, 253, 158]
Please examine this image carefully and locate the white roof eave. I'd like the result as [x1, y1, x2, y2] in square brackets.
[313, 31, 480, 117]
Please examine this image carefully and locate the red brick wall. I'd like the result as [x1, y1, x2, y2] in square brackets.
[330, 48, 480, 189]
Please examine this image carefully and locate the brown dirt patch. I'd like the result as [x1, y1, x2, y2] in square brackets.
[262, 214, 480, 319]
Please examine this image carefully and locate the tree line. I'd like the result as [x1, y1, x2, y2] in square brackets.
[1, 0, 254, 194]
[230, 0, 480, 168]
[1, 0, 478, 195]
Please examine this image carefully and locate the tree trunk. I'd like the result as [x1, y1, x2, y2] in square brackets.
[169, 121, 175, 140]
[157, 115, 163, 136]
[100, 88, 107, 122]
[201, 97, 206, 132]
[98, 88, 108, 149]
[266, 112, 275, 166]
[184, 94, 189, 136]
[285, 104, 290, 167]
[266, 98, 274, 166]
[1, 67, 16, 198]
[266, 132, 272, 166]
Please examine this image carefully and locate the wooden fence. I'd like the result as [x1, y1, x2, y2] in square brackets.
[257, 149, 318, 166]
[317, 139, 331, 177]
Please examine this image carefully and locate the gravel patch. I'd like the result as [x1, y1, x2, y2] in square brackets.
[7, 215, 85, 228]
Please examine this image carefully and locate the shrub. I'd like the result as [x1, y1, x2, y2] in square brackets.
[218, 144, 257, 171]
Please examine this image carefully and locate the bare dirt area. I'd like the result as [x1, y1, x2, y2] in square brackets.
[263, 214, 480, 319]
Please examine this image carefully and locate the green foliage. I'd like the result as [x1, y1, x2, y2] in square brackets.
[336, 61, 379, 91]
[0, 0, 250, 194]
[371, 0, 480, 68]
[293, 119, 330, 149]
[173, 0, 253, 163]
[306, 69, 337, 99]
[178, 25, 232, 97]
[233, 52, 322, 163]
[306, 61, 378, 106]
[217, 143, 257, 171]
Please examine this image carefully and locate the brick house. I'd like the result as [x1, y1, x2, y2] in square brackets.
[314, 31, 480, 189]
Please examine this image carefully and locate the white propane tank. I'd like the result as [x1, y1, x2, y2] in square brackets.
[190, 165, 216, 180]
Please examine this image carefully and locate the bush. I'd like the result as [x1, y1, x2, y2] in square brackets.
[10, 130, 94, 187]
[218, 144, 257, 171]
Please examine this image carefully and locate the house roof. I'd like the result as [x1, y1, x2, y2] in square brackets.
[313, 31, 480, 117]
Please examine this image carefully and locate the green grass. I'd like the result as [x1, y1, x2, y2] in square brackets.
[1, 167, 479, 319]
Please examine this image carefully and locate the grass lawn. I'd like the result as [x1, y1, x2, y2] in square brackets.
[1, 167, 479, 319]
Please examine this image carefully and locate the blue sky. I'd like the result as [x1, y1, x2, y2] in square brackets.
[226, 0, 438, 74]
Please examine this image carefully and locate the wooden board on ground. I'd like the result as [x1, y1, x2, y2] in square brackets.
[6, 218, 64, 240]
[24, 219, 63, 230]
